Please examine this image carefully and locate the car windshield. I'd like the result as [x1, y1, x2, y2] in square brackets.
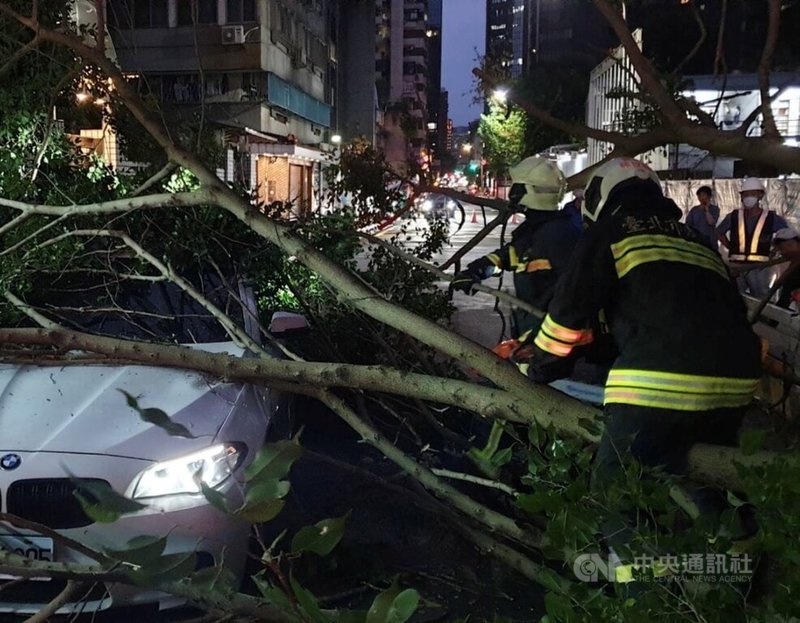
[26, 270, 245, 344]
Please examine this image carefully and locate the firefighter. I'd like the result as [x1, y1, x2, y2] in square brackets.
[450, 156, 580, 337]
[717, 178, 788, 298]
[524, 158, 762, 523]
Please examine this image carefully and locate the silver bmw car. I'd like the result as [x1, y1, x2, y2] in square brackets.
[0, 275, 297, 613]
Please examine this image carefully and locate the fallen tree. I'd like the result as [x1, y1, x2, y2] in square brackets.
[0, 1, 798, 621]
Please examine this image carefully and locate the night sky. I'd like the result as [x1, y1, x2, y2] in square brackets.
[442, 0, 485, 127]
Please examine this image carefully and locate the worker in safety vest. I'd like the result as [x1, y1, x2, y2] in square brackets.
[523, 158, 761, 525]
[717, 178, 787, 298]
[450, 156, 580, 337]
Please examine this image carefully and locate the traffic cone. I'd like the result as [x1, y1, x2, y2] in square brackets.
[471, 207, 478, 223]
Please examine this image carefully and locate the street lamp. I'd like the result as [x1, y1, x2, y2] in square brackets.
[331, 134, 342, 145]
[492, 88, 508, 104]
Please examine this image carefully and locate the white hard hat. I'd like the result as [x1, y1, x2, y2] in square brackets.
[582, 158, 662, 224]
[740, 178, 766, 193]
[507, 156, 566, 211]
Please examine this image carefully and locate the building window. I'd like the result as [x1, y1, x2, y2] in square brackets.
[227, 0, 256, 22]
[109, 0, 167, 28]
[177, 0, 218, 25]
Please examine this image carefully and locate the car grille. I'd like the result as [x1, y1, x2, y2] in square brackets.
[6, 479, 108, 529]
[0, 579, 109, 605]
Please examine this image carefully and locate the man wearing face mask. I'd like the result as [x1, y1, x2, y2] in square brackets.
[717, 178, 788, 298]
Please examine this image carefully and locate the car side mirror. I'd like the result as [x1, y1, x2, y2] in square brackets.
[269, 311, 310, 336]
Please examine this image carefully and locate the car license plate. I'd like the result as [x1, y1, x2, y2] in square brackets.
[0, 534, 54, 581]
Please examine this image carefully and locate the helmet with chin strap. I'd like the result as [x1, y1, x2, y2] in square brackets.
[582, 157, 662, 224]
[507, 156, 566, 212]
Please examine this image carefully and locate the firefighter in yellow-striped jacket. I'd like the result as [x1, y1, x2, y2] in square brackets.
[451, 156, 580, 337]
[525, 158, 762, 516]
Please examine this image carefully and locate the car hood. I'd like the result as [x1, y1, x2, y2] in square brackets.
[0, 342, 246, 460]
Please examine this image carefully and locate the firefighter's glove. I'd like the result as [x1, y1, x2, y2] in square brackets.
[450, 269, 482, 295]
[450, 257, 495, 295]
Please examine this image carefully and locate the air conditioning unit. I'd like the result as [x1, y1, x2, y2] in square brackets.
[221, 25, 245, 45]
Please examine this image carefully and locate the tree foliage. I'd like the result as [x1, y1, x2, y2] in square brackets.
[478, 100, 528, 177]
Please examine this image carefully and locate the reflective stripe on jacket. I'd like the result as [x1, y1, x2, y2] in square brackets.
[604, 369, 759, 411]
[528, 191, 762, 410]
[728, 208, 774, 262]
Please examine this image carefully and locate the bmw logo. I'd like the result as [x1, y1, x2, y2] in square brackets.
[0, 453, 21, 471]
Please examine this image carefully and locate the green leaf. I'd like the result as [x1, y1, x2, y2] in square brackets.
[536, 568, 565, 592]
[119, 390, 194, 438]
[200, 482, 229, 514]
[233, 476, 291, 522]
[577, 417, 602, 436]
[290, 574, 329, 623]
[517, 491, 560, 516]
[235, 498, 285, 523]
[252, 572, 295, 611]
[105, 535, 167, 566]
[246, 478, 291, 503]
[544, 592, 572, 622]
[189, 565, 238, 595]
[71, 478, 147, 523]
[528, 423, 545, 447]
[366, 579, 419, 623]
[291, 514, 349, 556]
[245, 439, 303, 482]
[740, 429, 767, 456]
[490, 446, 513, 467]
[130, 551, 197, 586]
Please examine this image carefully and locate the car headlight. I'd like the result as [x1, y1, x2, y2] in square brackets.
[130, 443, 245, 499]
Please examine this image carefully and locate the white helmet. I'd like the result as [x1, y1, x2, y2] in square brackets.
[507, 156, 565, 211]
[582, 157, 662, 223]
[740, 178, 766, 193]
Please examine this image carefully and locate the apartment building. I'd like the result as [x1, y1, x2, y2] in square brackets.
[375, 0, 440, 174]
[103, 0, 360, 214]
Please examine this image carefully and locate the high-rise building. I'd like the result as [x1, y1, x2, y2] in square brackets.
[375, 0, 441, 173]
[427, 0, 443, 170]
[339, 1, 380, 144]
[438, 89, 450, 158]
[486, 0, 513, 76]
[529, 0, 613, 71]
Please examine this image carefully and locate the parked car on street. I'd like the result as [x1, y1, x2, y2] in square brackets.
[0, 273, 301, 614]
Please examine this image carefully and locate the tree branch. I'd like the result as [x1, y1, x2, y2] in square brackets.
[0, 32, 40, 78]
[591, 0, 687, 127]
[21, 581, 79, 623]
[673, 0, 707, 75]
[714, 0, 729, 75]
[0, 327, 600, 432]
[35, 228, 267, 355]
[131, 161, 178, 197]
[305, 387, 543, 549]
[757, 0, 782, 139]
[0, 190, 213, 218]
[354, 229, 543, 319]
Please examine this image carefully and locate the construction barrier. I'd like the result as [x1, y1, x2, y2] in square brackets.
[663, 178, 800, 226]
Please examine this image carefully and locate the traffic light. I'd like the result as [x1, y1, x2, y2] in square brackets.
[467, 161, 479, 173]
